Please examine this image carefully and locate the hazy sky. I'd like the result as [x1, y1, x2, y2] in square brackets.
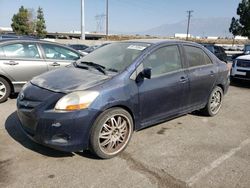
[0, 0, 241, 33]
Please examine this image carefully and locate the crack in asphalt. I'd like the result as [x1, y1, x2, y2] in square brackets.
[119, 152, 187, 188]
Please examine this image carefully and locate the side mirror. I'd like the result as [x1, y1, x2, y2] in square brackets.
[136, 67, 151, 83]
[141, 67, 152, 79]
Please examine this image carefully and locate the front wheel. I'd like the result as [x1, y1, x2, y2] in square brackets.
[202, 86, 223, 116]
[90, 108, 133, 159]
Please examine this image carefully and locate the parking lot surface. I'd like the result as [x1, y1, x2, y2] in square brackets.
[0, 82, 250, 188]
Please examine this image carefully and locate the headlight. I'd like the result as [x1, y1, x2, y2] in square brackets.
[55, 91, 99, 111]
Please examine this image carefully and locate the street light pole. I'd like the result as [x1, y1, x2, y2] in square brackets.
[81, 0, 85, 40]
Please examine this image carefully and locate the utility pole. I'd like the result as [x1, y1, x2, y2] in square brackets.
[186, 10, 193, 40]
[81, 0, 85, 40]
[106, 0, 109, 40]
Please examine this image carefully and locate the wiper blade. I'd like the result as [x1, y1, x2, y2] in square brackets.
[107, 68, 119, 73]
[80, 61, 106, 75]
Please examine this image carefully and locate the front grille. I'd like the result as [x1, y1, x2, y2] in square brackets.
[237, 60, 250, 68]
[18, 99, 42, 110]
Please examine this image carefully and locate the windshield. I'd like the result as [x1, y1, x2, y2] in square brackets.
[77, 42, 151, 72]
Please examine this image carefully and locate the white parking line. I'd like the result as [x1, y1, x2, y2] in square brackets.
[186, 138, 250, 187]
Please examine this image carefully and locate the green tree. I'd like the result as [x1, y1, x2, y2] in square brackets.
[11, 6, 33, 35]
[229, 17, 241, 45]
[36, 7, 47, 38]
[230, 0, 250, 38]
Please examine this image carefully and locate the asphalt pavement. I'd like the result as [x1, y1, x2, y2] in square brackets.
[0, 81, 250, 188]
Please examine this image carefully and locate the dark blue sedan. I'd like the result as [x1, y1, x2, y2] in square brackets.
[17, 40, 230, 159]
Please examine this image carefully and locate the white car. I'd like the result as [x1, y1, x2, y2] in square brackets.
[231, 55, 250, 81]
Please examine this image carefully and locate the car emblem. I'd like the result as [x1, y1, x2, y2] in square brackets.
[19, 93, 24, 101]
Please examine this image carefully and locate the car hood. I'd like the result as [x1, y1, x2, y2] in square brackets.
[31, 67, 109, 93]
[236, 54, 250, 60]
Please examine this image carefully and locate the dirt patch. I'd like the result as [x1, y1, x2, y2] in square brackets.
[119, 152, 187, 188]
[0, 159, 12, 185]
[157, 127, 170, 135]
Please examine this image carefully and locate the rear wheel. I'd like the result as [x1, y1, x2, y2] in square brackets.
[202, 86, 223, 116]
[0, 78, 11, 103]
[90, 108, 133, 159]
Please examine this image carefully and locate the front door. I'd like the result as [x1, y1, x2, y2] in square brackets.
[138, 45, 189, 127]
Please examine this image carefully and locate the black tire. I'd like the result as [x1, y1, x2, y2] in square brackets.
[90, 108, 133, 159]
[0, 77, 11, 103]
[202, 86, 223, 116]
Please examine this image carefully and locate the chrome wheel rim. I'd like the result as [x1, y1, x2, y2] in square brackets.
[0, 81, 6, 100]
[98, 114, 132, 155]
[210, 90, 222, 114]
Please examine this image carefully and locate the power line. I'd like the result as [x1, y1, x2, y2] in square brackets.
[186, 10, 193, 41]
[95, 14, 105, 33]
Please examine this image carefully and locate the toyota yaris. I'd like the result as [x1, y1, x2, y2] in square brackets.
[17, 40, 229, 159]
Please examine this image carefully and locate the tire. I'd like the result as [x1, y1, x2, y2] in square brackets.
[0, 77, 11, 103]
[90, 108, 133, 159]
[202, 86, 223, 116]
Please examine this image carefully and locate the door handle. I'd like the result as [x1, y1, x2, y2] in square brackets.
[210, 71, 215, 77]
[179, 76, 188, 83]
[50, 62, 60, 67]
[4, 61, 19, 65]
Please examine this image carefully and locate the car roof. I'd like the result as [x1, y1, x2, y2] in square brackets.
[124, 39, 199, 46]
[0, 38, 83, 55]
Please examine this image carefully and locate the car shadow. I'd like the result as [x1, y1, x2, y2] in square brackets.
[230, 79, 250, 88]
[9, 93, 18, 99]
[5, 111, 75, 158]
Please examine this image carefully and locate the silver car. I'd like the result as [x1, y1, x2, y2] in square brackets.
[0, 39, 83, 102]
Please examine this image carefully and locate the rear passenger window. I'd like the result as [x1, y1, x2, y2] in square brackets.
[184, 46, 212, 67]
[2, 43, 40, 59]
[143, 45, 182, 77]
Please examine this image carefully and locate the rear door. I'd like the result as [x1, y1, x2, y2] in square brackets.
[0, 42, 48, 82]
[40, 43, 80, 70]
[138, 45, 189, 126]
[183, 45, 217, 108]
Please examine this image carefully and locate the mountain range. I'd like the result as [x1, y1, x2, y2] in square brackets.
[141, 17, 232, 37]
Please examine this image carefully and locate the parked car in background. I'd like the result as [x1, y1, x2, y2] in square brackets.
[68, 44, 89, 53]
[231, 44, 250, 60]
[201, 43, 227, 63]
[17, 40, 229, 159]
[0, 39, 83, 102]
[81, 43, 110, 55]
[231, 54, 250, 81]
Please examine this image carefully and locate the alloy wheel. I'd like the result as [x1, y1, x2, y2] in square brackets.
[210, 90, 222, 114]
[0, 81, 6, 100]
[98, 114, 132, 155]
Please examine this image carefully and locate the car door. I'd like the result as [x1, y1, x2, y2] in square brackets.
[0, 42, 48, 82]
[183, 45, 217, 109]
[40, 43, 80, 70]
[137, 45, 189, 126]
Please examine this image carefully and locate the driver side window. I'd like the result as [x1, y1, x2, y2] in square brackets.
[142, 45, 182, 77]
